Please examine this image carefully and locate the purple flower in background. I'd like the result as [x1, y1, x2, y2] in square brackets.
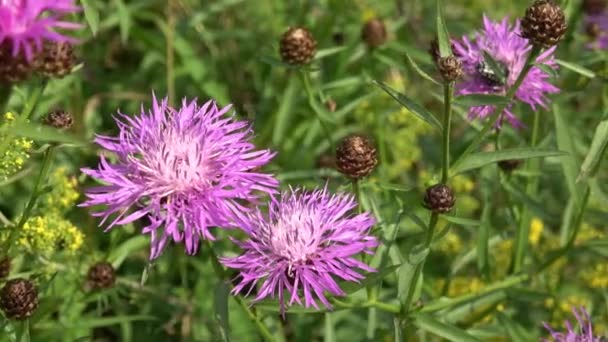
[81, 95, 278, 259]
[453, 16, 559, 128]
[543, 307, 605, 342]
[0, 0, 81, 60]
[584, 12, 608, 50]
[221, 188, 377, 312]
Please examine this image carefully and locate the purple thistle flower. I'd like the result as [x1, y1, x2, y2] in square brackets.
[221, 187, 377, 312]
[543, 307, 605, 342]
[81, 95, 278, 259]
[453, 16, 559, 128]
[0, 0, 81, 61]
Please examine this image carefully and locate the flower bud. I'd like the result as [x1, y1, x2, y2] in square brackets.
[423, 184, 455, 213]
[336, 134, 378, 179]
[279, 27, 317, 65]
[521, 0, 567, 48]
[0, 278, 38, 320]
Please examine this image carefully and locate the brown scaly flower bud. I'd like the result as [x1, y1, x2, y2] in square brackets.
[87, 262, 116, 290]
[36, 41, 76, 78]
[361, 19, 387, 48]
[437, 56, 463, 82]
[0, 278, 38, 320]
[583, 0, 606, 14]
[44, 110, 74, 129]
[521, 0, 567, 48]
[0, 43, 36, 83]
[279, 27, 317, 65]
[336, 134, 378, 179]
[423, 184, 455, 214]
[498, 159, 523, 172]
[0, 257, 10, 280]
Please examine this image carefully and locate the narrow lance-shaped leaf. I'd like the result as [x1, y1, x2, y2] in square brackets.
[451, 148, 567, 174]
[454, 94, 510, 107]
[81, 0, 100, 35]
[577, 119, 608, 182]
[373, 80, 442, 130]
[413, 313, 484, 342]
[435, 0, 451, 57]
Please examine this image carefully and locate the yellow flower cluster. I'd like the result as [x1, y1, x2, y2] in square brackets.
[0, 112, 33, 181]
[18, 214, 84, 254]
[544, 294, 592, 328]
[39, 167, 80, 213]
[581, 263, 608, 289]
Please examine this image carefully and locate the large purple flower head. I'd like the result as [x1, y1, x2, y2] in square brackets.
[0, 0, 80, 60]
[543, 307, 604, 342]
[453, 16, 559, 128]
[221, 187, 377, 312]
[81, 95, 278, 259]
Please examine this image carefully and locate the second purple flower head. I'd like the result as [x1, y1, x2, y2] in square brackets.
[221, 187, 377, 312]
[81, 95, 278, 259]
[453, 16, 559, 128]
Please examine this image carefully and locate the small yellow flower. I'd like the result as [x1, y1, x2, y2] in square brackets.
[529, 217, 544, 246]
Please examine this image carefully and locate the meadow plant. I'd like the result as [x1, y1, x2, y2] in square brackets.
[0, 0, 607, 341]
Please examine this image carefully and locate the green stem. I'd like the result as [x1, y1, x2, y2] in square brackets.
[206, 241, 274, 342]
[511, 110, 541, 273]
[166, 0, 176, 107]
[0, 85, 12, 114]
[441, 82, 454, 183]
[301, 71, 333, 146]
[451, 46, 542, 172]
[7, 146, 56, 252]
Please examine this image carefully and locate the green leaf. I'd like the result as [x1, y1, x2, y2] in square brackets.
[453, 94, 510, 107]
[482, 51, 507, 85]
[535, 63, 559, 79]
[272, 76, 298, 145]
[62, 315, 156, 329]
[577, 120, 608, 182]
[452, 148, 567, 174]
[398, 246, 429, 306]
[556, 59, 596, 78]
[214, 281, 231, 342]
[435, 0, 451, 57]
[114, 0, 131, 43]
[501, 180, 556, 224]
[0, 122, 87, 145]
[341, 264, 401, 294]
[81, 0, 100, 35]
[441, 215, 481, 227]
[108, 235, 149, 268]
[413, 313, 483, 342]
[314, 46, 347, 60]
[373, 80, 442, 130]
[477, 196, 491, 279]
[554, 106, 583, 205]
[496, 313, 531, 342]
[406, 52, 440, 85]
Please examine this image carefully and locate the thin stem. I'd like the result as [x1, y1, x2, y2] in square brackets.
[451, 46, 542, 172]
[441, 82, 454, 183]
[166, 0, 176, 107]
[7, 146, 56, 252]
[205, 241, 274, 342]
[511, 110, 541, 273]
